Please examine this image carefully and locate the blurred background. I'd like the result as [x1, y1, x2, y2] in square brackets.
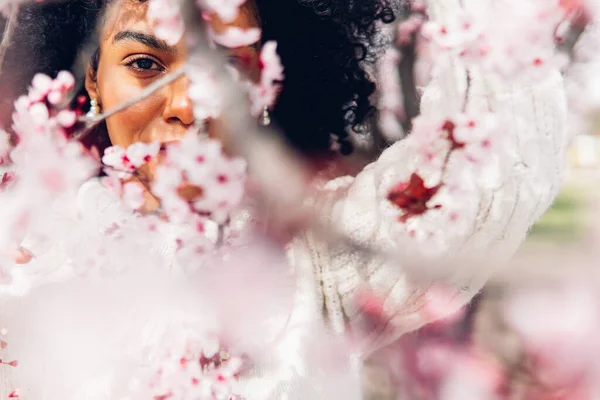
[363, 131, 600, 400]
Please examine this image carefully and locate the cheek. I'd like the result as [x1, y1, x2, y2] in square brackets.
[97, 66, 165, 147]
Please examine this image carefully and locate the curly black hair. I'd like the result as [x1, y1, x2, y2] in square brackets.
[0, 0, 394, 156]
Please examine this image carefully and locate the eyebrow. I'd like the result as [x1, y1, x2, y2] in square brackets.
[112, 30, 177, 53]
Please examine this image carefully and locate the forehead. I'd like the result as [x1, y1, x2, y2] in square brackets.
[101, 0, 151, 42]
[101, 0, 260, 42]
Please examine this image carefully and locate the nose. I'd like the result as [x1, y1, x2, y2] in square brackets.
[162, 75, 195, 127]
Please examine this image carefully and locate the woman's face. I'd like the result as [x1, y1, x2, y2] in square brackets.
[86, 0, 261, 191]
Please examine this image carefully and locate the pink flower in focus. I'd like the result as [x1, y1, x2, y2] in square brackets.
[192, 157, 246, 224]
[126, 141, 160, 167]
[102, 146, 134, 173]
[133, 329, 245, 400]
[451, 113, 499, 165]
[168, 131, 222, 177]
[153, 131, 247, 224]
[424, 1, 566, 82]
[102, 142, 159, 173]
[410, 116, 452, 175]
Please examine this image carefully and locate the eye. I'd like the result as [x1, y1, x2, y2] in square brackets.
[123, 55, 166, 76]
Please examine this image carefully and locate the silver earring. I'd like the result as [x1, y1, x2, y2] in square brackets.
[87, 98, 100, 118]
[261, 106, 271, 127]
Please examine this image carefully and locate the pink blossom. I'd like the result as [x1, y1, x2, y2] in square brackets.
[46, 91, 63, 105]
[165, 131, 222, 181]
[410, 116, 452, 176]
[153, 132, 247, 224]
[102, 145, 133, 173]
[56, 110, 77, 128]
[12, 71, 80, 138]
[423, 0, 566, 82]
[28, 103, 49, 127]
[211, 27, 261, 48]
[259, 41, 284, 91]
[132, 329, 245, 400]
[102, 142, 159, 173]
[451, 113, 499, 165]
[0, 171, 16, 191]
[187, 61, 223, 121]
[28, 73, 53, 102]
[125, 141, 160, 168]
[247, 41, 284, 116]
[147, 0, 185, 45]
[174, 218, 216, 268]
[55, 71, 75, 91]
[422, 10, 480, 53]
[192, 156, 246, 224]
[198, 0, 247, 23]
[122, 181, 146, 210]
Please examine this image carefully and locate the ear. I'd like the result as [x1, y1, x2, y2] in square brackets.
[85, 62, 99, 103]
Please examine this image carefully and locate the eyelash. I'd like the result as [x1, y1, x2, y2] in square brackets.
[123, 55, 166, 74]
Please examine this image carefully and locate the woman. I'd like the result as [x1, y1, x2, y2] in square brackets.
[0, 0, 568, 398]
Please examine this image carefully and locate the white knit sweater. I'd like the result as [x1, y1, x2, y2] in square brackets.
[0, 0, 568, 398]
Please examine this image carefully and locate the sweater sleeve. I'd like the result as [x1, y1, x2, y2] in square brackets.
[295, 0, 570, 355]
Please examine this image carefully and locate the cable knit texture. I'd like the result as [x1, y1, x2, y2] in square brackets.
[0, 0, 568, 398]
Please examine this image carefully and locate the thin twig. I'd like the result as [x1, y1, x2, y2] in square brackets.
[0, 5, 19, 75]
[462, 69, 471, 112]
[557, 20, 587, 59]
[396, 4, 423, 135]
[398, 38, 420, 134]
[73, 68, 186, 140]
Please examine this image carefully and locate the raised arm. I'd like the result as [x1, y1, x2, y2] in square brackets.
[292, 0, 569, 355]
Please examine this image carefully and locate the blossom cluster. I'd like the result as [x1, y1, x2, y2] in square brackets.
[146, 0, 284, 121]
[422, 0, 569, 82]
[0, 0, 596, 399]
[131, 330, 245, 400]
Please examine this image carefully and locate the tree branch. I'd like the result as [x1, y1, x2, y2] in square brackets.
[557, 21, 587, 59]
[395, 3, 424, 135]
[0, 5, 19, 76]
[398, 37, 420, 134]
[74, 68, 185, 141]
